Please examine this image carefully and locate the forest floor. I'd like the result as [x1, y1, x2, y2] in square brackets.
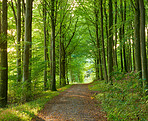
[32, 84, 107, 121]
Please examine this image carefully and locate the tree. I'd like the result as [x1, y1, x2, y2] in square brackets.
[123, 0, 127, 72]
[114, 0, 118, 67]
[134, 0, 142, 79]
[51, 0, 56, 91]
[23, 0, 33, 101]
[139, 0, 148, 94]
[119, 0, 123, 71]
[43, 0, 48, 91]
[0, 0, 8, 107]
[94, 0, 103, 80]
[108, 0, 113, 84]
[16, 0, 21, 82]
[100, 0, 108, 83]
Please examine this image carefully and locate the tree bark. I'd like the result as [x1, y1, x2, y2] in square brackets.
[0, 0, 8, 107]
[123, 0, 127, 72]
[104, 0, 109, 62]
[51, 0, 57, 91]
[139, 0, 148, 94]
[23, 0, 33, 101]
[108, 0, 113, 84]
[43, 1, 48, 91]
[120, 0, 123, 72]
[134, 0, 142, 78]
[16, 0, 21, 82]
[114, 0, 118, 67]
[95, 58, 99, 80]
[94, 0, 101, 80]
[100, 0, 108, 83]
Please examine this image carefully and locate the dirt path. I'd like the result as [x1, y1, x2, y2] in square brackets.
[33, 84, 107, 121]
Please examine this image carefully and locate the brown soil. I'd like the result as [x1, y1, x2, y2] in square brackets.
[32, 84, 107, 121]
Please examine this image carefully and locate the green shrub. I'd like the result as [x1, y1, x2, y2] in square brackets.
[89, 73, 148, 121]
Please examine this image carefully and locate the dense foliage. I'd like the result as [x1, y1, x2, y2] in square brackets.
[0, 0, 148, 120]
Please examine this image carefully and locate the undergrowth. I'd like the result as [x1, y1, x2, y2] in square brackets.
[0, 84, 72, 121]
[89, 72, 148, 121]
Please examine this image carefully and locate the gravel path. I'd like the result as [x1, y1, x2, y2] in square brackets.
[33, 84, 107, 121]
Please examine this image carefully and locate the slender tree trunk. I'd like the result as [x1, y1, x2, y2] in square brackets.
[120, 0, 123, 72]
[51, 0, 56, 91]
[29, 0, 33, 83]
[62, 49, 66, 86]
[95, 58, 99, 80]
[21, 0, 25, 69]
[100, 0, 108, 83]
[0, 0, 8, 107]
[114, 0, 118, 67]
[66, 57, 69, 84]
[99, 52, 103, 80]
[94, 0, 101, 80]
[60, 42, 66, 87]
[104, 1, 109, 62]
[131, 26, 136, 71]
[59, 25, 62, 86]
[139, 0, 148, 95]
[70, 55, 73, 83]
[43, 1, 48, 91]
[134, 0, 142, 78]
[108, 0, 113, 84]
[133, 40, 135, 71]
[23, 0, 33, 101]
[16, 0, 21, 82]
[123, 0, 127, 72]
[129, 37, 132, 72]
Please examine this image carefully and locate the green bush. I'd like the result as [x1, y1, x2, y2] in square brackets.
[89, 73, 148, 121]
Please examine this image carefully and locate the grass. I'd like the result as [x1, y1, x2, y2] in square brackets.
[89, 73, 148, 121]
[0, 84, 72, 121]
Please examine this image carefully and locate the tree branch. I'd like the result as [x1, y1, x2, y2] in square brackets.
[65, 18, 78, 50]
[9, 0, 17, 26]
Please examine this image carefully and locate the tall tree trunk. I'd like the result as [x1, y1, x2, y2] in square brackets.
[120, 0, 123, 72]
[104, 0, 109, 62]
[29, 0, 33, 83]
[51, 0, 57, 91]
[0, 0, 8, 107]
[59, 25, 62, 86]
[131, 26, 136, 71]
[43, 1, 48, 91]
[114, 0, 118, 67]
[94, 0, 101, 80]
[21, 0, 25, 69]
[123, 0, 127, 72]
[139, 0, 148, 95]
[16, 0, 21, 82]
[23, 0, 33, 101]
[134, 0, 142, 78]
[108, 0, 113, 84]
[100, 0, 108, 83]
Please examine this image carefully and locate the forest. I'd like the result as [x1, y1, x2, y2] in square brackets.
[0, 0, 148, 120]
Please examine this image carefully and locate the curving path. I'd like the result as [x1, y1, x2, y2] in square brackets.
[33, 84, 107, 121]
